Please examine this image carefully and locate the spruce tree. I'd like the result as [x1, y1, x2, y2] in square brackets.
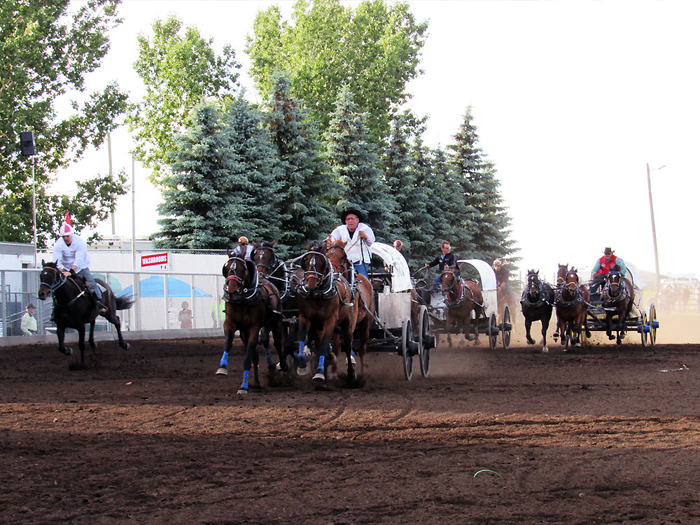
[154, 103, 238, 249]
[222, 94, 284, 246]
[447, 108, 516, 263]
[266, 73, 336, 254]
[325, 86, 397, 239]
[383, 110, 434, 268]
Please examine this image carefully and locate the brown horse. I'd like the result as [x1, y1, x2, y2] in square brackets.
[325, 239, 375, 376]
[440, 269, 484, 346]
[554, 267, 590, 349]
[37, 260, 132, 369]
[216, 250, 286, 394]
[293, 240, 360, 389]
[601, 271, 635, 344]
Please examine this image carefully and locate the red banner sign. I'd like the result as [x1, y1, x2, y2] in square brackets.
[141, 253, 168, 268]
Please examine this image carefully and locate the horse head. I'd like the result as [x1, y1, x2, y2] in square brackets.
[440, 269, 459, 297]
[299, 240, 332, 293]
[564, 268, 580, 292]
[527, 269, 541, 298]
[251, 241, 277, 276]
[556, 264, 568, 287]
[607, 271, 625, 298]
[222, 250, 253, 295]
[326, 240, 351, 279]
[38, 260, 64, 301]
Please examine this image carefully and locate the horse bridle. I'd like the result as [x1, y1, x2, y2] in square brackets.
[224, 256, 259, 300]
[299, 251, 335, 297]
[40, 265, 67, 294]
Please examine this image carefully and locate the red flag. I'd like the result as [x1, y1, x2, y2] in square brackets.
[65, 212, 71, 226]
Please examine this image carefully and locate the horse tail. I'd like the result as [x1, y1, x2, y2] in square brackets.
[116, 296, 135, 310]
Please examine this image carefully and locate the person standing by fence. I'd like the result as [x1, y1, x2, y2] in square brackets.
[21, 303, 38, 335]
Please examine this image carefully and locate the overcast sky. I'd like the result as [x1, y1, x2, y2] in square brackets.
[63, 0, 700, 279]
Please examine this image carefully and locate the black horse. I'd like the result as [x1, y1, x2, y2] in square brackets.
[520, 270, 555, 352]
[37, 260, 133, 369]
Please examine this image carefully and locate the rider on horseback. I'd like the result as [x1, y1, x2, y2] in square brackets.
[590, 247, 628, 298]
[52, 222, 107, 315]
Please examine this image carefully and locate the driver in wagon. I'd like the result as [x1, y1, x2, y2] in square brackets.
[328, 208, 375, 279]
[590, 247, 628, 297]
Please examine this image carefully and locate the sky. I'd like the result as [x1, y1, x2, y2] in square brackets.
[60, 0, 700, 279]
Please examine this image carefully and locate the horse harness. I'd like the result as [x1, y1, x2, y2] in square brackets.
[521, 275, 553, 308]
[444, 274, 479, 308]
[41, 266, 90, 308]
[556, 270, 584, 307]
[223, 256, 282, 314]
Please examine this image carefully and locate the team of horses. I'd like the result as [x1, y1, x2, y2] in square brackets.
[521, 264, 634, 352]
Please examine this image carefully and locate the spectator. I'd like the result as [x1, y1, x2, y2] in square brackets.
[178, 301, 193, 329]
[211, 299, 225, 328]
[21, 303, 38, 336]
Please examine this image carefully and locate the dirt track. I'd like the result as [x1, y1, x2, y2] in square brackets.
[2, 328, 700, 524]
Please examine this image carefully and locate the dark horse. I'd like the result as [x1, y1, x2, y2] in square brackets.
[37, 260, 133, 369]
[293, 240, 361, 389]
[325, 239, 375, 376]
[520, 269, 555, 352]
[216, 251, 286, 395]
[601, 270, 634, 344]
[553, 266, 590, 349]
[250, 241, 296, 363]
[440, 269, 484, 346]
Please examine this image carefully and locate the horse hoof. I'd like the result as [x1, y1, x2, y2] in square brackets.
[552, 333, 559, 340]
[347, 355, 356, 366]
[215, 367, 228, 376]
[327, 353, 337, 367]
[123, 343, 130, 351]
[542, 346, 549, 353]
[312, 371, 325, 382]
[575, 342, 582, 348]
[62, 347, 73, 356]
[608, 335, 615, 340]
[526, 339, 535, 345]
[297, 365, 310, 376]
[237, 388, 248, 395]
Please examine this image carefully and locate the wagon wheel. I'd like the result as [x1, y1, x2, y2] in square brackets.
[640, 311, 649, 347]
[418, 305, 431, 377]
[501, 304, 512, 349]
[488, 312, 498, 350]
[648, 303, 658, 345]
[401, 320, 413, 381]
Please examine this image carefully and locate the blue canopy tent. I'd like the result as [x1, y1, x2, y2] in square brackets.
[117, 276, 211, 298]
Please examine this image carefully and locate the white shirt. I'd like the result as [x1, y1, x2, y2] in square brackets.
[329, 223, 375, 264]
[52, 234, 90, 272]
[231, 244, 254, 261]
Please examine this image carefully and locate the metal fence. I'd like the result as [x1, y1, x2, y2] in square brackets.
[0, 268, 225, 338]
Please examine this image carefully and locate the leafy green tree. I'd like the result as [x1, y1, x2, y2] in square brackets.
[448, 108, 516, 263]
[1, 0, 129, 247]
[247, 0, 427, 142]
[325, 86, 397, 238]
[266, 73, 336, 253]
[129, 15, 241, 187]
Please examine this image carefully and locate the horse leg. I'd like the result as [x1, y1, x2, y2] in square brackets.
[88, 320, 96, 349]
[106, 308, 129, 350]
[541, 310, 552, 353]
[470, 309, 480, 346]
[260, 327, 276, 369]
[357, 316, 371, 374]
[216, 326, 236, 376]
[76, 325, 87, 370]
[606, 314, 614, 340]
[445, 310, 453, 347]
[271, 318, 288, 372]
[57, 325, 72, 356]
[525, 317, 535, 345]
[238, 330, 258, 395]
[313, 331, 333, 389]
[295, 320, 311, 375]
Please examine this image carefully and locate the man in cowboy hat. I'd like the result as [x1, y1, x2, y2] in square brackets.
[329, 208, 375, 278]
[590, 247, 627, 297]
[52, 221, 107, 315]
[21, 303, 38, 335]
[231, 236, 254, 261]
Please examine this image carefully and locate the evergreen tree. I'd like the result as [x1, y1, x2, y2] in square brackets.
[325, 86, 397, 238]
[425, 146, 474, 259]
[266, 73, 336, 254]
[222, 94, 284, 247]
[154, 103, 238, 249]
[383, 110, 433, 267]
[447, 108, 516, 263]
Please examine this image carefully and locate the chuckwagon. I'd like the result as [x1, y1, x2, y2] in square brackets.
[584, 264, 659, 346]
[412, 259, 513, 350]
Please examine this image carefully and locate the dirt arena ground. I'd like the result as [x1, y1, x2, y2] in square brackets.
[2, 316, 700, 524]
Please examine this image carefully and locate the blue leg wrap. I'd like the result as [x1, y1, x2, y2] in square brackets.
[317, 355, 325, 373]
[220, 352, 229, 367]
[241, 369, 249, 390]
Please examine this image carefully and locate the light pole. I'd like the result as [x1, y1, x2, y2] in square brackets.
[20, 132, 37, 266]
[646, 163, 665, 300]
